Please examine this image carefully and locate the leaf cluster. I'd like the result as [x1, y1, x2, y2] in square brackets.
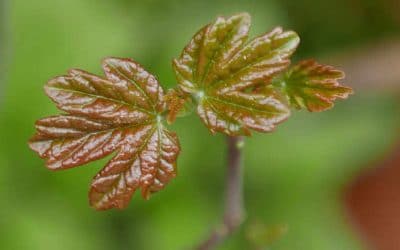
[29, 13, 352, 210]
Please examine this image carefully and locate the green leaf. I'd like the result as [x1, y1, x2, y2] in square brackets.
[275, 59, 353, 112]
[29, 57, 180, 210]
[173, 13, 299, 136]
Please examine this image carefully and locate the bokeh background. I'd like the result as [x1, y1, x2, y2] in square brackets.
[1, 0, 400, 249]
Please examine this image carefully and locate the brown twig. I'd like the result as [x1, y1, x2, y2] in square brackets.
[195, 136, 245, 250]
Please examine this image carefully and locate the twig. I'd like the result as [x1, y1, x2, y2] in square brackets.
[195, 136, 245, 250]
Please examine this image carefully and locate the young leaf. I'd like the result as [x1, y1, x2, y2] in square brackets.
[173, 13, 300, 136]
[163, 88, 194, 124]
[275, 59, 353, 112]
[29, 57, 180, 210]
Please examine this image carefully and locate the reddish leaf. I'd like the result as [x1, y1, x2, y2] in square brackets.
[173, 13, 299, 135]
[29, 57, 180, 210]
[89, 124, 179, 210]
[163, 88, 194, 124]
[276, 59, 353, 112]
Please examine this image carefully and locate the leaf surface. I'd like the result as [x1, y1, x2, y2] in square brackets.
[173, 13, 299, 135]
[276, 59, 353, 112]
[29, 58, 180, 210]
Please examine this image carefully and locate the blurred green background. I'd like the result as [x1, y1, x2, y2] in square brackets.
[1, 0, 399, 249]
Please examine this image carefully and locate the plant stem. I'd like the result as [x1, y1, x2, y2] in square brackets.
[195, 136, 245, 250]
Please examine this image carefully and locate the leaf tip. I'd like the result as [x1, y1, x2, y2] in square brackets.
[27, 138, 47, 157]
[101, 56, 121, 69]
[141, 188, 152, 201]
[233, 12, 251, 22]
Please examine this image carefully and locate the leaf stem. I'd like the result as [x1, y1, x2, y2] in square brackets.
[195, 136, 245, 250]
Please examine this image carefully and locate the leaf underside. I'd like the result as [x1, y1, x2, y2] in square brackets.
[29, 58, 180, 210]
[279, 59, 353, 112]
[173, 12, 300, 136]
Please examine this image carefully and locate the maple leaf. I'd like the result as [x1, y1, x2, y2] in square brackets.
[29, 58, 180, 210]
[274, 59, 353, 112]
[173, 13, 300, 136]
